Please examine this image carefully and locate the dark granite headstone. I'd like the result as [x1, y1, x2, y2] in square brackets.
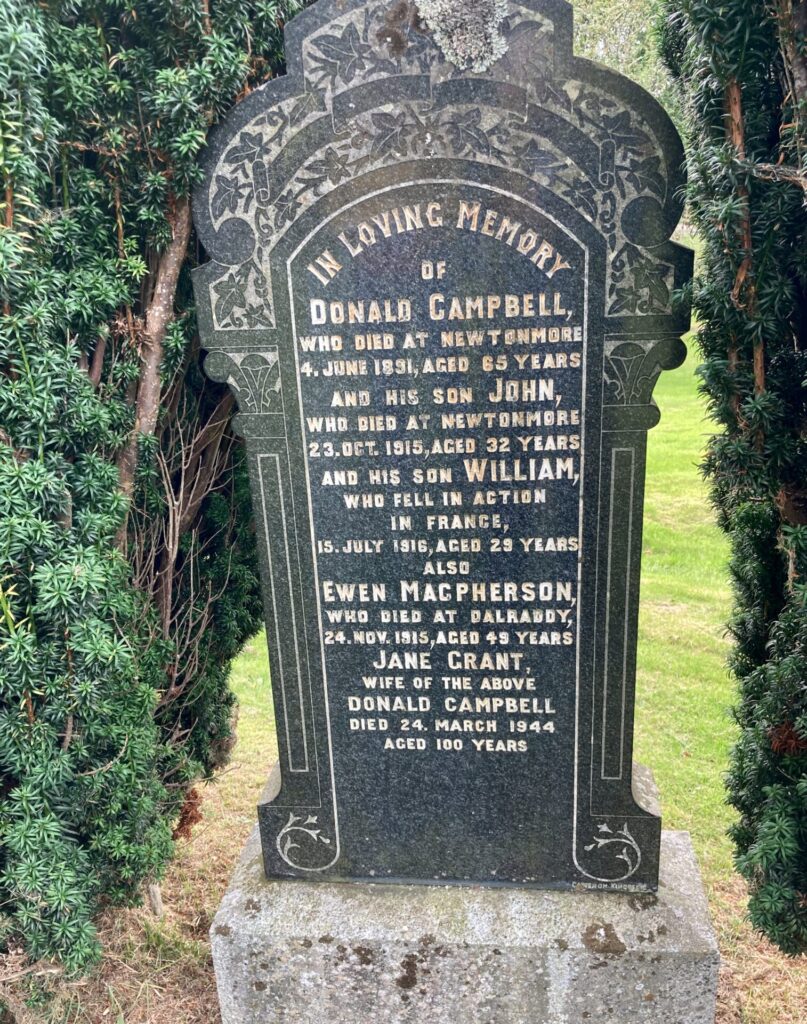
[193, 0, 692, 892]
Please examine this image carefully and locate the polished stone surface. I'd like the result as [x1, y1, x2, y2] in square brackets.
[193, 0, 694, 891]
[212, 825, 719, 1024]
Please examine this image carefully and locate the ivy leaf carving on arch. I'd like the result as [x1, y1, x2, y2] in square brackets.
[212, 260, 274, 331]
[512, 138, 567, 183]
[211, 174, 250, 221]
[307, 21, 378, 87]
[304, 4, 429, 92]
[622, 154, 666, 200]
[224, 131, 269, 175]
[205, 5, 679, 328]
[608, 243, 673, 317]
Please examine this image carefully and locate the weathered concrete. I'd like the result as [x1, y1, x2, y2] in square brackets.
[211, 828, 719, 1023]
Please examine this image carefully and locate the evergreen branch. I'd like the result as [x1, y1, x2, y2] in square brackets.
[0, 0, 304, 974]
[76, 735, 129, 777]
[664, 0, 807, 955]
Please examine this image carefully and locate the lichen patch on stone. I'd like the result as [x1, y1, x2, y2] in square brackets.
[415, 0, 508, 72]
[396, 951, 419, 990]
[582, 922, 627, 956]
[377, 0, 430, 58]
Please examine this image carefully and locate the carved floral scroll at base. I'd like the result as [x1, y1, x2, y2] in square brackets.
[276, 813, 334, 870]
[583, 822, 642, 882]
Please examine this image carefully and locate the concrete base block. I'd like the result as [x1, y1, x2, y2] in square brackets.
[211, 829, 718, 1023]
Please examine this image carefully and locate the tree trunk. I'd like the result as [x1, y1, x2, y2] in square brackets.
[786, 0, 807, 108]
[116, 197, 192, 539]
[725, 78, 765, 399]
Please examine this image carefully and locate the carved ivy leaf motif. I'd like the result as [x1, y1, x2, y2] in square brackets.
[213, 267, 249, 326]
[274, 188, 303, 228]
[635, 263, 670, 310]
[623, 155, 665, 199]
[398, 24, 438, 74]
[309, 22, 374, 86]
[288, 87, 327, 127]
[302, 146, 353, 192]
[211, 175, 243, 221]
[609, 288, 635, 316]
[600, 111, 652, 157]
[370, 111, 414, 158]
[349, 124, 373, 151]
[241, 303, 274, 330]
[514, 138, 566, 181]
[573, 90, 617, 133]
[609, 243, 672, 315]
[561, 177, 598, 222]
[445, 109, 492, 157]
[527, 66, 573, 112]
[224, 131, 267, 175]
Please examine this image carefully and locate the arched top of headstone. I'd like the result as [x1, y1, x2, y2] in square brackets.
[194, 0, 689, 346]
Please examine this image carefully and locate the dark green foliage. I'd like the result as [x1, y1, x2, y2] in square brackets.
[0, 3, 171, 971]
[661, 0, 807, 954]
[0, 0, 303, 971]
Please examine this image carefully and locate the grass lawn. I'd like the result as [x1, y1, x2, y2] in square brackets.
[13, 346, 806, 1023]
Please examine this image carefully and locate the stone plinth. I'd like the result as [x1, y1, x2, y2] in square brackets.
[211, 829, 718, 1024]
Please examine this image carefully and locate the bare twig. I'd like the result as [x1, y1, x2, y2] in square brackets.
[753, 160, 807, 190]
[0, 965, 62, 986]
[77, 735, 129, 777]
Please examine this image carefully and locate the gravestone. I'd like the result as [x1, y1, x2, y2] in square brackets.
[193, 1, 718, 1020]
